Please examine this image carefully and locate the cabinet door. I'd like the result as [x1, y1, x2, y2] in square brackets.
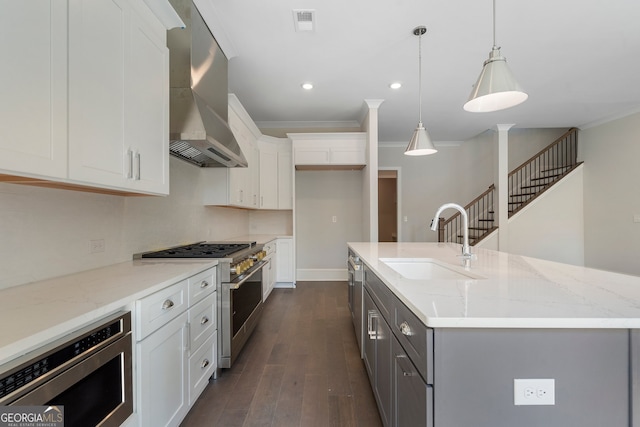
[393, 337, 432, 427]
[137, 312, 189, 427]
[376, 302, 393, 427]
[68, 0, 129, 188]
[259, 147, 278, 209]
[277, 150, 293, 209]
[228, 108, 253, 207]
[363, 290, 376, 385]
[126, 2, 169, 194]
[0, 1, 68, 178]
[275, 238, 294, 283]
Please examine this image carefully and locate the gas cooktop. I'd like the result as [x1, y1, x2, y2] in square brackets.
[137, 242, 256, 259]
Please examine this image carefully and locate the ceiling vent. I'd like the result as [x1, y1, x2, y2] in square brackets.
[293, 9, 315, 32]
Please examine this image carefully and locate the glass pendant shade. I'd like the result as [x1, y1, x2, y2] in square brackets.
[405, 122, 437, 156]
[463, 46, 528, 112]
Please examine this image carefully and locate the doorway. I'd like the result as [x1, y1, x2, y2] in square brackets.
[378, 169, 399, 242]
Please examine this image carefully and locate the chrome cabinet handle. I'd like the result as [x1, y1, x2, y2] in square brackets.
[200, 280, 209, 289]
[162, 299, 174, 310]
[400, 321, 414, 336]
[396, 354, 415, 377]
[201, 316, 209, 325]
[201, 359, 210, 369]
[127, 149, 134, 179]
[367, 309, 377, 339]
[135, 152, 141, 180]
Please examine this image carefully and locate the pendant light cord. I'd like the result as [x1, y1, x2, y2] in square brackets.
[492, 0, 497, 48]
[418, 29, 423, 124]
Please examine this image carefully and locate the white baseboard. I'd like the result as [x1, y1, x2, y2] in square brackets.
[274, 282, 296, 289]
[296, 268, 348, 281]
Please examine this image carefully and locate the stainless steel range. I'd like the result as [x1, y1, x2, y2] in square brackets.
[135, 241, 267, 369]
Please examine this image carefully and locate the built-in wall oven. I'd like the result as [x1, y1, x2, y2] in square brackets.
[0, 311, 133, 427]
[136, 241, 267, 369]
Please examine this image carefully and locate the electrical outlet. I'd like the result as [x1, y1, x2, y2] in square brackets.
[514, 379, 555, 405]
[332, 216, 337, 223]
[89, 239, 105, 254]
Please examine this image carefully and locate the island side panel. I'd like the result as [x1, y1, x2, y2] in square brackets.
[433, 328, 629, 427]
[632, 329, 640, 427]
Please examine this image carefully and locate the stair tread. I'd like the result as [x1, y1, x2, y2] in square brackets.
[531, 174, 562, 181]
[478, 218, 494, 222]
[510, 192, 536, 197]
[521, 184, 548, 189]
[542, 165, 573, 172]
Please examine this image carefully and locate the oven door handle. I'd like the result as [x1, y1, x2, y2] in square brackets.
[227, 261, 267, 290]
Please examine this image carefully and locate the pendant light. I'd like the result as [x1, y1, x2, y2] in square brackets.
[463, 0, 528, 113]
[404, 26, 437, 156]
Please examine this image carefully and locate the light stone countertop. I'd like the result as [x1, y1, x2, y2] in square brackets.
[0, 259, 217, 367]
[348, 242, 640, 329]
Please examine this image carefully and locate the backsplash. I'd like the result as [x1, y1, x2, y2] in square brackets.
[0, 158, 290, 290]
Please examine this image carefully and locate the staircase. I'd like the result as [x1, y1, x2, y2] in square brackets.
[436, 128, 582, 246]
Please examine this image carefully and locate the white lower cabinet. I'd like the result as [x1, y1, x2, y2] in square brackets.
[135, 266, 217, 427]
[276, 238, 295, 284]
[137, 312, 189, 427]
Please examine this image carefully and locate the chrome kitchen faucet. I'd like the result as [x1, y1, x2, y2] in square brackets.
[430, 203, 475, 259]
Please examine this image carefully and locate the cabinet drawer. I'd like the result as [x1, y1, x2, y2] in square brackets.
[188, 266, 216, 306]
[188, 332, 217, 406]
[189, 292, 216, 351]
[364, 267, 394, 322]
[394, 300, 433, 384]
[136, 280, 188, 340]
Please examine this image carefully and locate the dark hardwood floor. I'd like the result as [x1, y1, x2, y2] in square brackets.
[180, 281, 382, 427]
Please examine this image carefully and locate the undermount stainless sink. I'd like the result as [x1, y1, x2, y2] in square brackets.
[379, 258, 485, 280]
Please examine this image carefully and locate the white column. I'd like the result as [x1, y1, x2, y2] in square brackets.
[364, 99, 384, 242]
[496, 124, 514, 251]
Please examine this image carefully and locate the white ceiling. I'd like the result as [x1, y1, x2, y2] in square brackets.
[194, 0, 640, 143]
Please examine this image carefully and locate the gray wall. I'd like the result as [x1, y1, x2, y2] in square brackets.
[581, 111, 640, 276]
[295, 170, 363, 279]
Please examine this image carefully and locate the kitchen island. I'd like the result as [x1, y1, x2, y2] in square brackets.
[348, 242, 640, 427]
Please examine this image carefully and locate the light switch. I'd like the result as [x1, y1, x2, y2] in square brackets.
[634, 214, 640, 223]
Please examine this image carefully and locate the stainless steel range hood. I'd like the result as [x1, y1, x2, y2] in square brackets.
[168, 0, 247, 167]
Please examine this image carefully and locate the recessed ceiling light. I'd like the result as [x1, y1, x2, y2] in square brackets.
[301, 83, 313, 90]
[389, 82, 402, 89]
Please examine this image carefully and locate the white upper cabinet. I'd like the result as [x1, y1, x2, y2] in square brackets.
[290, 132, 367, 169]
[258, 138, 278, 209]
[68, 0, 169, 195]
[0, 2, 68, 178]
[203, 95, 260, 208]
[0, 0, 169, 195]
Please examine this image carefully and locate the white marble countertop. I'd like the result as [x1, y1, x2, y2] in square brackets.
[348, 242, 640, 329]
[0, 259, 217, 367]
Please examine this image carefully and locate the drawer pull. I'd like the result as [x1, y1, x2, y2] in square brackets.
[162, 299, 175, 310]
[201, 316, 209, 325]
[200, 280, 209, 289]
[400, 321, 414, 336]
[201, 359, 210, 369]
[396, 354, 415, 377]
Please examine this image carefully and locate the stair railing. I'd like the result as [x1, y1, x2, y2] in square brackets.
[437, 127, 581, 245]
[508, 127, 579, 216]
[436, 184, 496, 246]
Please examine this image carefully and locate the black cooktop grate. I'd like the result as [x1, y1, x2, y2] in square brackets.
[140, 243, 251, 258]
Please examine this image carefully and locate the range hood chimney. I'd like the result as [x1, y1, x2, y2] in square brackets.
[168, 0, 247, 167]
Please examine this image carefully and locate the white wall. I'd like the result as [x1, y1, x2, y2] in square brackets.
[478, 166, 585, 266]
[295, 170, 363, 280]
[0, 157, 258, 289]
[580, 112, 640, 276]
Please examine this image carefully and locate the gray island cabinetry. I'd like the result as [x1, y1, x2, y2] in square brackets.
[349, 242, 640, 427]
